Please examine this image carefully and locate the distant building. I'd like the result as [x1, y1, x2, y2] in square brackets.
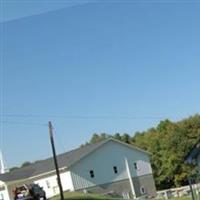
[186, 141, 200, 172]
[0, 138, 156, 200]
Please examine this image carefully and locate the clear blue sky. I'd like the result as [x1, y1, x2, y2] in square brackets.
[0, 0, 200, 168]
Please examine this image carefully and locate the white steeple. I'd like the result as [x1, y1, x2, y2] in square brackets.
[0, 150, 5, 174]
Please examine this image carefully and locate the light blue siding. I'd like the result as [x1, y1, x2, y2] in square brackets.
[70, 140, 152, 190]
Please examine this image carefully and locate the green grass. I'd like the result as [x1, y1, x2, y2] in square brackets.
[51, 191, 197, 200]
[51, 191, 120, 200]
[170, 197, 192, 200]
[170, 193, 200, 200]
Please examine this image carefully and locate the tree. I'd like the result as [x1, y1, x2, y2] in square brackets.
[86, 114, 200, 189]
[132, 114, 200, 189]
[21, 161, 32, 168]
[113, 133, 121, 141]
[121, 133, 131, 144]
[9, 166, 19, 172]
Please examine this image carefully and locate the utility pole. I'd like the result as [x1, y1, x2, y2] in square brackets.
[48, 121, 64, 200]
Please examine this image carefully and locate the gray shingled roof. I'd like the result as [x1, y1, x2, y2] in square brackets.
[0, 140, 106, 183]
[0, 138, 149, 183]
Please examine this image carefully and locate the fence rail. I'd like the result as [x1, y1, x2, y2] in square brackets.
[156, 183, 200, 199]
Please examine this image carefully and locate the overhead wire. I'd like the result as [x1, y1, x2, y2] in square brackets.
[0, 121, 48, 126]
[1, 113, 168, 120]
[0, 113, 170, 128]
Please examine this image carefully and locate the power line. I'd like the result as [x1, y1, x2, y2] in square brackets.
[1, 113, 169, 120]
[0, 121, 47, 126]
[3, 0, 200, 3]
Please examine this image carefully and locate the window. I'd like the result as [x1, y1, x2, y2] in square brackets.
[113, 166, 118, 174]
[46, 180, 50, 188]
[89, 170, 94, 178]
[140, 186, 145, 194]
[134, 162, 138, 170]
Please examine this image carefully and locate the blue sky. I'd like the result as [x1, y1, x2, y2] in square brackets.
[0, 0, 200, 168]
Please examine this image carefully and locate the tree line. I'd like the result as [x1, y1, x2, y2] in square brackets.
[9, 114, 200, 189]
[86, 114, 200, 189]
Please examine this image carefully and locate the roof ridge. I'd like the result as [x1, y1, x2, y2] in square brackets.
[0, 138, 149, 183]
[0, 139, 108, 182]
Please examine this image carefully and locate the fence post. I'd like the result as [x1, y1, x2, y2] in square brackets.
[188, 177, 195, 200]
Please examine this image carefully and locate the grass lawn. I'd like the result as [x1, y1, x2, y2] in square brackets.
[51, 192, 195, 200]
[51, 191, 121, 200]
[158, 195, 197, 200]
[170, 193, 200, 200]
[170, 197, 192, 200]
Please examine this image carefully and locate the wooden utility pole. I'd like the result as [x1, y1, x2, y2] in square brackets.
[48, 121, 64, 200]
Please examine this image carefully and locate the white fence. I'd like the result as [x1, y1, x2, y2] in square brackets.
[156, 183, 200, 199]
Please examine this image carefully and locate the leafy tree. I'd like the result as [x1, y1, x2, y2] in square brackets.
[132, 115, 200, 189]
[121, 133, 131, 144]
[113, 133, 122, 141]
[21, 161, 32, 168]
[89, 133, 110, 144]
[87, 114, 200, 189]
[9, 167, 19, 172]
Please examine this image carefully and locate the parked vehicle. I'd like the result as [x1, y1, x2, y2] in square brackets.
[13, 184, 46, 200]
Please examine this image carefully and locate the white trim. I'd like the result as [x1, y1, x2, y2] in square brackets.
[6, 167, 67, 185]
[125, 157, 136, 199]
[108, 138, 151, 155]
[28, 167, 67, 180]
